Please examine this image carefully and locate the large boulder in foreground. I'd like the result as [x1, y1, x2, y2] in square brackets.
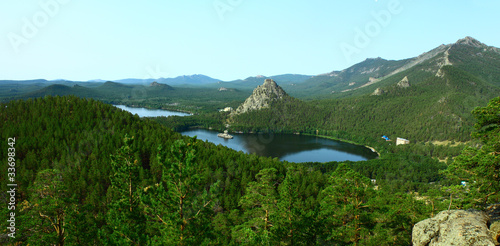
[412, 209, 498, 246]
[487, 204, 500, 245]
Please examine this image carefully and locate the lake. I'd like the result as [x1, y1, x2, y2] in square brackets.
[182, 129, 378, 163]
[115, 105, 378, 163]
[114, 105, 191, 117]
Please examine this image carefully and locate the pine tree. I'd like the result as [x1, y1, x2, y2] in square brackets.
[273, 166, 312, 245]
[232, 168, 279, 245]
[142, 138, 217, 245]
[319, 163, 374, 245]
[100, 135, 148, 245]
[19, 169, 69, 245]
[444, 97, 500, 208]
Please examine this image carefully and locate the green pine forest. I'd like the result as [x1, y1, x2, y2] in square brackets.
[1, 94, 499, 245]
[1, 38, 500, 245]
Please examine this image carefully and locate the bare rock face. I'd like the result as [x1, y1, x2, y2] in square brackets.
[412, 210, 497, 246]
[486, 204, 500, 245]
[371, 88, 384, 96]
[397, 76, 410, 88]
[455, 36, 485, 48]
[233, 79, 288, 115]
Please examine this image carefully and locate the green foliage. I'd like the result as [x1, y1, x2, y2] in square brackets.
[152, 112, 228, 132]
[443, 97, 500, 208]
[0, 95, 485, 245]
[472, 96, 500, 144]
[448, 42, 500, 88]
[273, 166, 316, 245]
[144, 138, 218, 245]
[2, 39, 500, 245]
[228, 78, 498, 156]
[18, 169, 70, 245]
[2, 81, 251, 114]
[367, 191, 427, 245]
[232, 168, 279, 245]
[354, 153, 447, 193]
[100, 134, 148, 245]
[316, 164, 429, 245]
[319, 163, 374, 245]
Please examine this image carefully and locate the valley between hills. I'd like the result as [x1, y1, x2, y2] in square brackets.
[1, 36, 500, 245]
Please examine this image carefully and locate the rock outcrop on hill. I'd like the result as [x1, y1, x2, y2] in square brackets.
[149, 81, 172, 89]
[233, 79, 288, 115]
[371, 88, 384, 96]
[150, 81, 162, 87]
[397, 76, 410, 88]
[412, 208, 500, 246]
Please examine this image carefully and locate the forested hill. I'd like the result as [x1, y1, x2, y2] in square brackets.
[285, 36, 500, 98]
[0, 95, 465, 245]
[0, 96, 285, 244]
[231, 65, 500, 145]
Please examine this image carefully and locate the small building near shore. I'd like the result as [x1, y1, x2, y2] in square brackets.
[219, 107, 233, 112]
[396, 137, 410, 145]
[217, 130, 233, 139]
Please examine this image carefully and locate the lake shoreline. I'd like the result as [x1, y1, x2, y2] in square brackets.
[113, 104, 192, 117]
[302, 133, 381, 157]
[113, 104, 194, 115]
[185, 127, 382, 158]
[181, 128, 378, 162]
[181, 126, 381, 158]
[114, 104, 380, 161]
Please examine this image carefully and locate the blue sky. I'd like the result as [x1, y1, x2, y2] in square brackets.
[1, 0, 499, 81]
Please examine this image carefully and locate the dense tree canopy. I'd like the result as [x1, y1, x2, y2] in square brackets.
[1, 95, 498, 245]
[444, 97, 500, 208]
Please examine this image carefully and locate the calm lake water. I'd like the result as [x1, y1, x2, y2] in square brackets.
[114, 105, 191, 117]
[116, 105, 377, 163]
[182, 129, 378, 163]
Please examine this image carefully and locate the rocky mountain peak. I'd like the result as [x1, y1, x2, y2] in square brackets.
[233, 79, 288, 115]
[263, 78, 278, 87]
[455, 36, 485, 48]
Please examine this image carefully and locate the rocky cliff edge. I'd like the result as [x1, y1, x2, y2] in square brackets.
[412, 204, 500, 246]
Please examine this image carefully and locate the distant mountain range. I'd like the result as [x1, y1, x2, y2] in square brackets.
[111, 74, 313, 89]
[0, 74, 312, 88]
[283, 36, 500, 98]
[115, 74, 220, 85]
[18, 81, 174, 100]
[2, 36, 499, 101]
